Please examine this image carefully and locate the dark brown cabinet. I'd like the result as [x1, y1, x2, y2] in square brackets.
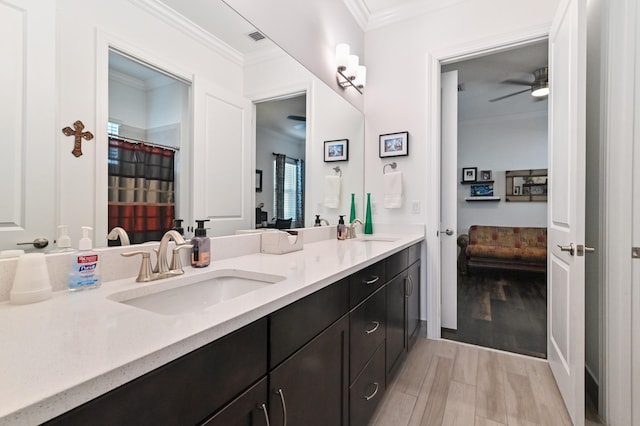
[407, 259, 421, 350]
[349, 342, 386, 426]
[350, 286, 386, 384]
[385, 269, 408, 378]
[269, 316, 349, 426]
[202, 377, 269, 426]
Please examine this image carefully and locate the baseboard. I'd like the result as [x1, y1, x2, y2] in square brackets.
[585, 366, 599, 410]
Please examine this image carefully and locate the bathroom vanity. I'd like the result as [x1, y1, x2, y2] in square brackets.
[0, 231, 423, 425]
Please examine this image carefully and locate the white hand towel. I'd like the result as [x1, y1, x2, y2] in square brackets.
[324, 175, 341, 208]
[384, 171, 403, 208]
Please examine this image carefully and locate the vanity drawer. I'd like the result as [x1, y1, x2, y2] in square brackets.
[45, 318, 267, 426]
[349, 342, 386, 426]
[350, 285, 386, 384]
[409, 242, 421, 266]
[349, 260, 385, 308]
[386, 248, 408, 280]
[270, 277, 349, 368]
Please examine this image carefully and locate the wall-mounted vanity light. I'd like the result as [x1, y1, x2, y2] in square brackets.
[336, 43, 366, 94]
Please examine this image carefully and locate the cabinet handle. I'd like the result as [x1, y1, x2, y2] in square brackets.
[275, 388, 287, 426]
[363, 275, 380, 285]
[365, 321, 380, 334]
[363, 382, 380, 401]
[407, 275, 414, 297]
[259, 403, 271, 426]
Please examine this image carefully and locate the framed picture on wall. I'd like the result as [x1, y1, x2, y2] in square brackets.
[462, 167, 477, 183]
[379, 131, 409, 157]
[481, 170, 492, 181]
[324, 139, 349, 162]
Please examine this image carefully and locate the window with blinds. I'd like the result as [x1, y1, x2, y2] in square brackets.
[274, 158, 298, 222]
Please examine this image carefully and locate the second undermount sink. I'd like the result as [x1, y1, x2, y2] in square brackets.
[353, 236, 399, 242]
[108, 269, 285, 315]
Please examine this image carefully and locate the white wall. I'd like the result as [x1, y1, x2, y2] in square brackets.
[109, 78, 147, 129]
[223, 0, 365, 112]
[457, 112, 548, 234]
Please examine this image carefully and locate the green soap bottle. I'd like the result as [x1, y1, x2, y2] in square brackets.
[364, 193, 373, 234]
[349, 193, 356, 223]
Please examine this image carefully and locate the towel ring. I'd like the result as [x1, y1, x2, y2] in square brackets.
[333, 166, 342, 177]
[383, 162, 397, 174]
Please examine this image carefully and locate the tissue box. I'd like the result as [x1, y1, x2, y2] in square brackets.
[261, 230, 303, 254]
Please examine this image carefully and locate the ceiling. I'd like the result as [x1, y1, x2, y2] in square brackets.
[256, 95, 307, 143]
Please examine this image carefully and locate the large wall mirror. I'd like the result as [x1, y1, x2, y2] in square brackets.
[0, 0, 364, 251]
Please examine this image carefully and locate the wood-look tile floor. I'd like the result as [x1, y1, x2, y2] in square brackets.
[369, 337, 604, 426]
[442, 270, 547, 358]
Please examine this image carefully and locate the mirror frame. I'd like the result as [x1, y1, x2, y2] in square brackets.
[505, 168, 548, 202]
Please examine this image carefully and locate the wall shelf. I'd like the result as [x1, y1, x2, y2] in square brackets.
[465, 196, 500, 202]
[460, 180, 494, 185]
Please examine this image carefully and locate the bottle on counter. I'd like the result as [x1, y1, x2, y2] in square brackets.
[68, 226, 101, 291]
[314, 215, 322, 227]
[337, 215, 347, 240]
[191, 219, 211, 268]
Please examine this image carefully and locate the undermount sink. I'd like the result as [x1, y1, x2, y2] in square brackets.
[353, 236, 399, 242]
[108, 269, 285, 315]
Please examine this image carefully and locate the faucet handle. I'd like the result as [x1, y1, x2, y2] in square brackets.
[170, 244, 193, 274]
[121, 251, 153, 282]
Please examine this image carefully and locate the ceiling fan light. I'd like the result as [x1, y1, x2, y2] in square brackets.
[532, 82, 549, 97]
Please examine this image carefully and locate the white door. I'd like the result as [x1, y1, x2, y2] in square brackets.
[0, 0, 56, 251]
[192, 76, 253, 236]
[547, 0, 587, 424]
[440, 70, 458, 330]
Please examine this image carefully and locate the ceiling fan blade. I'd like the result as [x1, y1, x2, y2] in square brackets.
[501, 78, 533, 86]
[287, 115, 306, 122]
[489, 88, 531, 102]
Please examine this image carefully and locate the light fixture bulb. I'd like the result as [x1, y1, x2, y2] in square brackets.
[346, 55, 359, 80]
[531, 82, 549, 97]
[336, 43, 350, 71]
[354, 65, 367, 88]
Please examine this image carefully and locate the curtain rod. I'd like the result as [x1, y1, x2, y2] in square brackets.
[272, 152, 300, 162]
[108, 133, 180, 151]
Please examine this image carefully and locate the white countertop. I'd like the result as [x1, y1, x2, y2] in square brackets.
[0, 233, 423, 425]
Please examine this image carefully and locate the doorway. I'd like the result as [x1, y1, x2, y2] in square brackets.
[439, 42, 550, 358]
[254, 94, 307, 229]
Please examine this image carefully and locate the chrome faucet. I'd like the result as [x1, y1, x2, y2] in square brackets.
[121, 230, 191, 282]
[319, 218, 330, 226]
[107, 227, 130, 246]
[347, 219, 363, 239]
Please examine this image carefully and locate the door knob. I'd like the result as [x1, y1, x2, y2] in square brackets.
[438, 229, 454, 236]
[16, 237, 49, 249]
[557, 243, 574, 256]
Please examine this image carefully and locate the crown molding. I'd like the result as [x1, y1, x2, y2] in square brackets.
[344, 0, 470, 31]
[129, 0, 244, 66]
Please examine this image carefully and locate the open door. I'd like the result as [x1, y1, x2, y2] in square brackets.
[547, 0, 587, 424]
[440, 70, 458, 330]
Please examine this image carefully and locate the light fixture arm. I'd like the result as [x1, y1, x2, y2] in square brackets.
[337, 68, 363, 94]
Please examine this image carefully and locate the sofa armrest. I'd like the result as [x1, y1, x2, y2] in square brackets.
[457, 234, 469, 274]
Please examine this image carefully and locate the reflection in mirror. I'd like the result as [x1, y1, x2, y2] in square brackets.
[505, 169, 548, 202]
[255, 94, 307, 229]
[107, 50, 191, 245]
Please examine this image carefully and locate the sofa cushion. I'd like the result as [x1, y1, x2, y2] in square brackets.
[466, 245, 547, 263]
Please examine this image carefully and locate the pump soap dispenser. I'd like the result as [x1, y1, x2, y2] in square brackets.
[337, 215, 347, 240]
[68, 226, 101, 291]
[191, 219, 211, 268]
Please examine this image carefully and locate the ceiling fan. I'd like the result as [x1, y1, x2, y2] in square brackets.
[489, 67, 549, 102]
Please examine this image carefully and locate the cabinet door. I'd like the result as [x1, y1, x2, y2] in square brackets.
[269, 316, 349, 426]
[386, 270, 407, 379]
[407, 260, 421, 350]
[202, 377, 269, 426]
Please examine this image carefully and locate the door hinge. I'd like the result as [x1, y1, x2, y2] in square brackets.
[633, 247, 640, 259]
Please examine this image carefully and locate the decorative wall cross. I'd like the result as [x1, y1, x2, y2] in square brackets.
[62, 120, 94, 157]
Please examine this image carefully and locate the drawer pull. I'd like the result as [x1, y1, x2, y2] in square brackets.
[259, 403, 271, 426]
[363, 382, 380, 401]
[275, 388, 287, 426]
[362, 275, 380, 285]
[405, 275, 414, 297]
[365, 321, 380, 334]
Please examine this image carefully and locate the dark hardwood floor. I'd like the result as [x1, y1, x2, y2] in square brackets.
[442, 268, 547, 358]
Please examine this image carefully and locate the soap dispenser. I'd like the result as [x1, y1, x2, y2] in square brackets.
[314, 215, 321, 227]
[68, 226, 101, 291]
[173, 219, 184, 236]
[191, 219, 211, 268]
[337, 215, 347, 240]
[52, 225, 74, 253]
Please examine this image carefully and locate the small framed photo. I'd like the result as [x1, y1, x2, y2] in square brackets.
[462, 167, 477, 183]
[324, 139, 349, 162]
[379, 131, 409, 158]
[255, 169, 263, 192]
[481, 170, 492, 181]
